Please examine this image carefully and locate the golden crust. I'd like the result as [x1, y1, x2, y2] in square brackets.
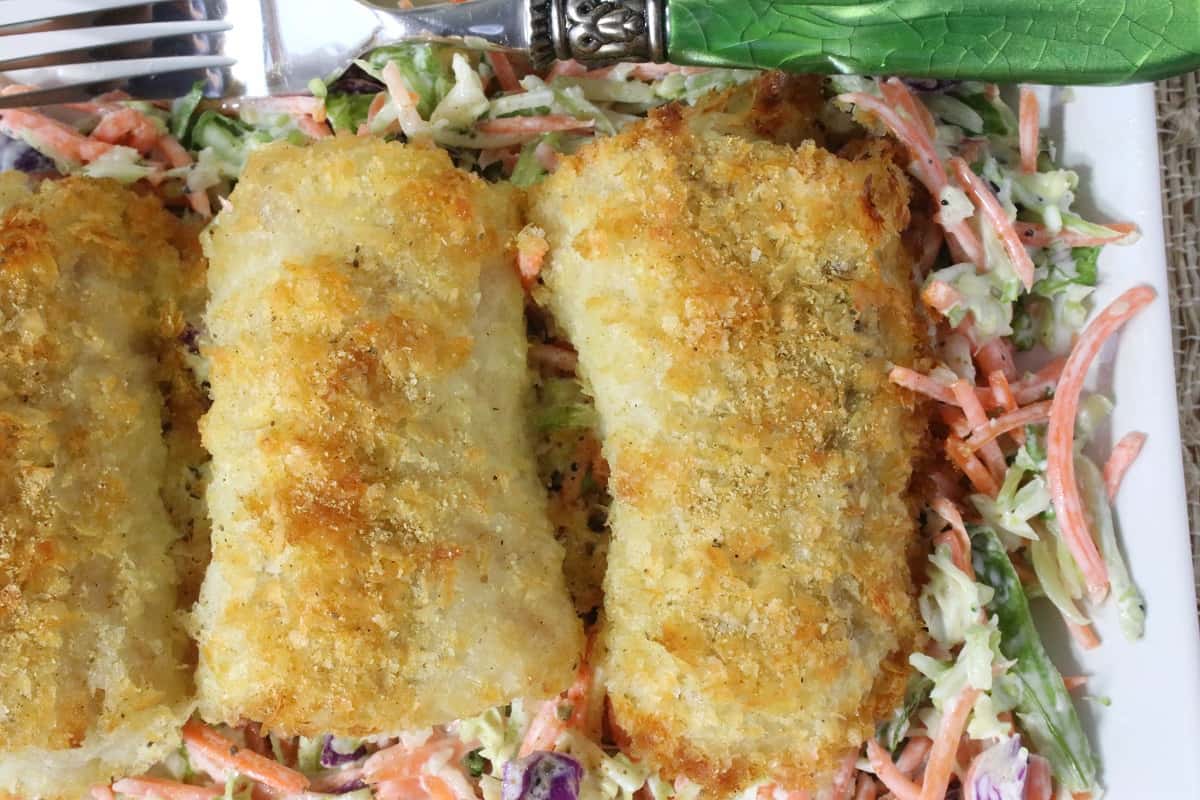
[0, 177, 198, 798]
[529, 114, 926, 793]
[194, 137, 583, 736]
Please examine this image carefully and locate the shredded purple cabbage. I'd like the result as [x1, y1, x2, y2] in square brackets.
[969, 736, 1028, 800]
[320, 736, 368, 769]
[327, 65, 385, 95]
[0, 134, 57, 174]
[501, 752, 582, 800]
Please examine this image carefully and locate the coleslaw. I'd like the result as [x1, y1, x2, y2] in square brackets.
[1, 46, 1151, 800]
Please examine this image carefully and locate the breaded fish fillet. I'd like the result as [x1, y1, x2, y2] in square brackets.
[194, 137, 583, 735]
[528, 109, 926, 793]
[0, 176, 199, 798]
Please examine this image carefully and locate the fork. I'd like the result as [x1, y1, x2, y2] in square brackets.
[3, 0, 1200, 110]
[0, 0, 532, 109]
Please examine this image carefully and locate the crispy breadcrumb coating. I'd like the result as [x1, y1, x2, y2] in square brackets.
[194, 138, 583, 736]
[529, 108, 927, 793]
[0, 176, 199, 799]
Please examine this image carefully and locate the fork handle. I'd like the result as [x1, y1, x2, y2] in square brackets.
[548, 0, 1200, 85]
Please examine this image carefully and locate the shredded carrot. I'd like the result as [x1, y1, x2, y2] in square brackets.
[931, 497, 969, 539]
[957, 137, 988, 164]
[310, 767, 365, 793]
[854, 774, 878, 800]
[1047, 285, 1156, 600]
[296, 115, 332, 140]
[1024, 755, 1053, 800]
[896, 736, 932, 777]
[865, 739, 921, 800]
[155, 134, 212, 217]
[976, 337, 1018, 382]
[421, 774, 458, 800]
[516, 224, 550, 288]
[1014, 357, 1066, 405]
[1066, 619, 1101, 650]
[0, 108, 115, 164]
[837, 88, 985, 267]
[241, 722, 270, 756]
[90, 107, 160, 153]
[919, 687, 980, 800]
[882, 78, 937, 138]
[361, 92, 392, 135]
[1103, 431, 1147, 501]
[989, 375, 1025, 435]
[963, 400, 1052, 453]
[111, 778, 221, 800]
[934, 528, 972, 580]
[373, 776, 424, 800]
[487, 52, 522, 93]
[931, 498, 974, 579]
[182, 719, 309, 794]
[921, 279, 965, 316]
[838, 92, 940, 188]
[365, 736, 468, 784]
[545, 60, 588, 79]
[952, 380, 1007, 480]
[1018, 86, 1039, 174]
[520, 633, 597, 756]
[947, 436, 1000, 495]
[1016, 219, 1139, 248]
[889, 366, 957, 405]
[949, 157, 1036, 291]
[1062, 675, 1088, 692]
[987, 371, 1022, 444]
[477, 114, 594, 135]
[938, 405, 971, 438]
[519, 693, 570, 755]
[381, 61, 431, 143]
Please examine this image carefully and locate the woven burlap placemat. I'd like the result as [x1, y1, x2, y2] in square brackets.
[1156, 73, 1200, 607]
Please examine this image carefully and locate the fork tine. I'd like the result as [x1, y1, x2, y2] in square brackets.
[0, 0, 172, 28]
[0, 55, 235, 108]
[0, 20, 232, 70]
[0, 84, 109, 109]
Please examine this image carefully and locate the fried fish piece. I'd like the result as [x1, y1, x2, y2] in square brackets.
[0, 176, 199, 799]
[528, 109, 927, 793]
[194, 137, 584, 735]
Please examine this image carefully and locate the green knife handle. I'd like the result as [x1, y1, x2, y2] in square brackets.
[663, 0, 1200, 85]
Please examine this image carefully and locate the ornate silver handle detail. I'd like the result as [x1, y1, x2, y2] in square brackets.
[531, 0, 666, 67]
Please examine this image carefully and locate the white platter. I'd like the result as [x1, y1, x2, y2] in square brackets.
[1037, 82, 1200, 799]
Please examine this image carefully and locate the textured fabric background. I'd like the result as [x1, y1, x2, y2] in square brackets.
[1156, 73, 1200, 607]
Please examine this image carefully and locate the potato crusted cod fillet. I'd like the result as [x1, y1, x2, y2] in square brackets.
[532, 73, 831, 621]
[528, 110, 926, 793]
[194, 137, 583, 735]
[0, 177, 198, 799]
